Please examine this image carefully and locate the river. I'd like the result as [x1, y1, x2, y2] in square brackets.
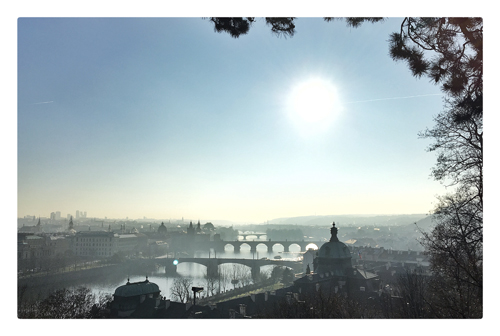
[89, 244, 303, 300]
[20, 243, 305, 302]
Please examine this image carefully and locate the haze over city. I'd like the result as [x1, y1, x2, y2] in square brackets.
[8, 5, 490, 326]
[17, 17, 450, 223]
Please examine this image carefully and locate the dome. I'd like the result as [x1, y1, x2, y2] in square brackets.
[314, 222, 352, 275]
[114, 278, 160, 298]
[318, 240, 351, 259]
[158, 222, 167, 233]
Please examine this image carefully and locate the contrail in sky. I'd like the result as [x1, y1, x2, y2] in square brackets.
[344, 93, 442, 104]
[33, 101, 54, 105]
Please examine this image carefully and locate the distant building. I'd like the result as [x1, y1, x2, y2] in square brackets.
[158, 222, 167, 235]
[44, 235, 71, 258]
[18, 217, 42, 234]
[68, 216, 74, 231]
[72, 231, 115, 258]
[17, 234, 45, 260]
[71, 231, 148, 258]
[114, 233, 148, 256]
[187, 221, 195, 235]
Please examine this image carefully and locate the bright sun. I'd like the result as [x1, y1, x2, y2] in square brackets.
[289, 78, 340, 123]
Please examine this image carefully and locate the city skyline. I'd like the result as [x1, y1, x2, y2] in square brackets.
[18, 17, 450, 223]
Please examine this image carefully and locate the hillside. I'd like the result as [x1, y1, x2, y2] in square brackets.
[266, 214, 429, 227]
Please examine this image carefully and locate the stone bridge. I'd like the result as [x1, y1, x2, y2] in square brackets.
[161, 257, 302, 279]
[237, 233, 267, 240]
[197, 240, 324, 253]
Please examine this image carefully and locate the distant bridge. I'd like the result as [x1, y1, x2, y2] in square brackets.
[159, 257, 302, 279]
[196, 240, 325, 253]
[237, 233, 267, 240]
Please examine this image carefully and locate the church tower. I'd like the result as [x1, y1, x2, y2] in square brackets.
[187, 221, 195, 235]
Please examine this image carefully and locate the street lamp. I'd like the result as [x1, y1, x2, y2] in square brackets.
[192, 286, 203, 306]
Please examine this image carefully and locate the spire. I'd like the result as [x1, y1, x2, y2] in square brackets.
[329, 221, 339, 242]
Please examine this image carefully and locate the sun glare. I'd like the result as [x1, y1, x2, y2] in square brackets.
[289, 78, 341, 124]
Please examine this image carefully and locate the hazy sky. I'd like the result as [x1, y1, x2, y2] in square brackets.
[18, 17, 450, 223]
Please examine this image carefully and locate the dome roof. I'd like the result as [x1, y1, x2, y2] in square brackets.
[318, 221, 351, 259]
[158, 222, 167, 233]
[314, 222, 353, 276]
[318, 240, 351, 259]
[114, 279, 160, 298]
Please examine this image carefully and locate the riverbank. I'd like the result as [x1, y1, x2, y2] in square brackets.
[18, 259, 158, 301]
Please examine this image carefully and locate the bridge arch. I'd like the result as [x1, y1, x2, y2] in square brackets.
[173, 260, 209, 276]
[239, 243, 252, 252]
[288, 243, 302, 252]
[255, 242, 269, 252]
[223, 243, 235, 252]
[305, 243, 320, 250]
[270, 243, 285, 253]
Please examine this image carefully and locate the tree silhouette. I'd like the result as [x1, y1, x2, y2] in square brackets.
[389, 18, 482, 123]
[170, 277, 193, 303]
[420, 191, 482, 318]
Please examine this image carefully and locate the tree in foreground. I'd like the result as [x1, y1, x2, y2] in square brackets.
[420, 191, 483, 318]
[389, 18, 482, 123]
[170, 277, 193, 303]
[18, 287, 111, 318]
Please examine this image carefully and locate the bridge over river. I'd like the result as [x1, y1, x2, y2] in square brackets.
[237, 233, 267, 240]
[193, 240, 325, 253]
[159, 257, 302, 279]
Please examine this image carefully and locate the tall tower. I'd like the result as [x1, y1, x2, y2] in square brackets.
[187, 221, 195, 235]
[68, 216, 74, 231]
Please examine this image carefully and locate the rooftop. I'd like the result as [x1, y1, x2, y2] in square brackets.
[114, 278, 160, 298]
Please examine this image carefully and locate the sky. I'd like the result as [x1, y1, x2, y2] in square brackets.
[17, 17, 455, 223]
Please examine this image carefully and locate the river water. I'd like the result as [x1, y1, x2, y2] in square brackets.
[84, 242, 305, 300]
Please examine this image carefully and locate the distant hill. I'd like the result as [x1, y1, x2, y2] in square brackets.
[265, 214, 429, 227]
[413, 215, 436, 231]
